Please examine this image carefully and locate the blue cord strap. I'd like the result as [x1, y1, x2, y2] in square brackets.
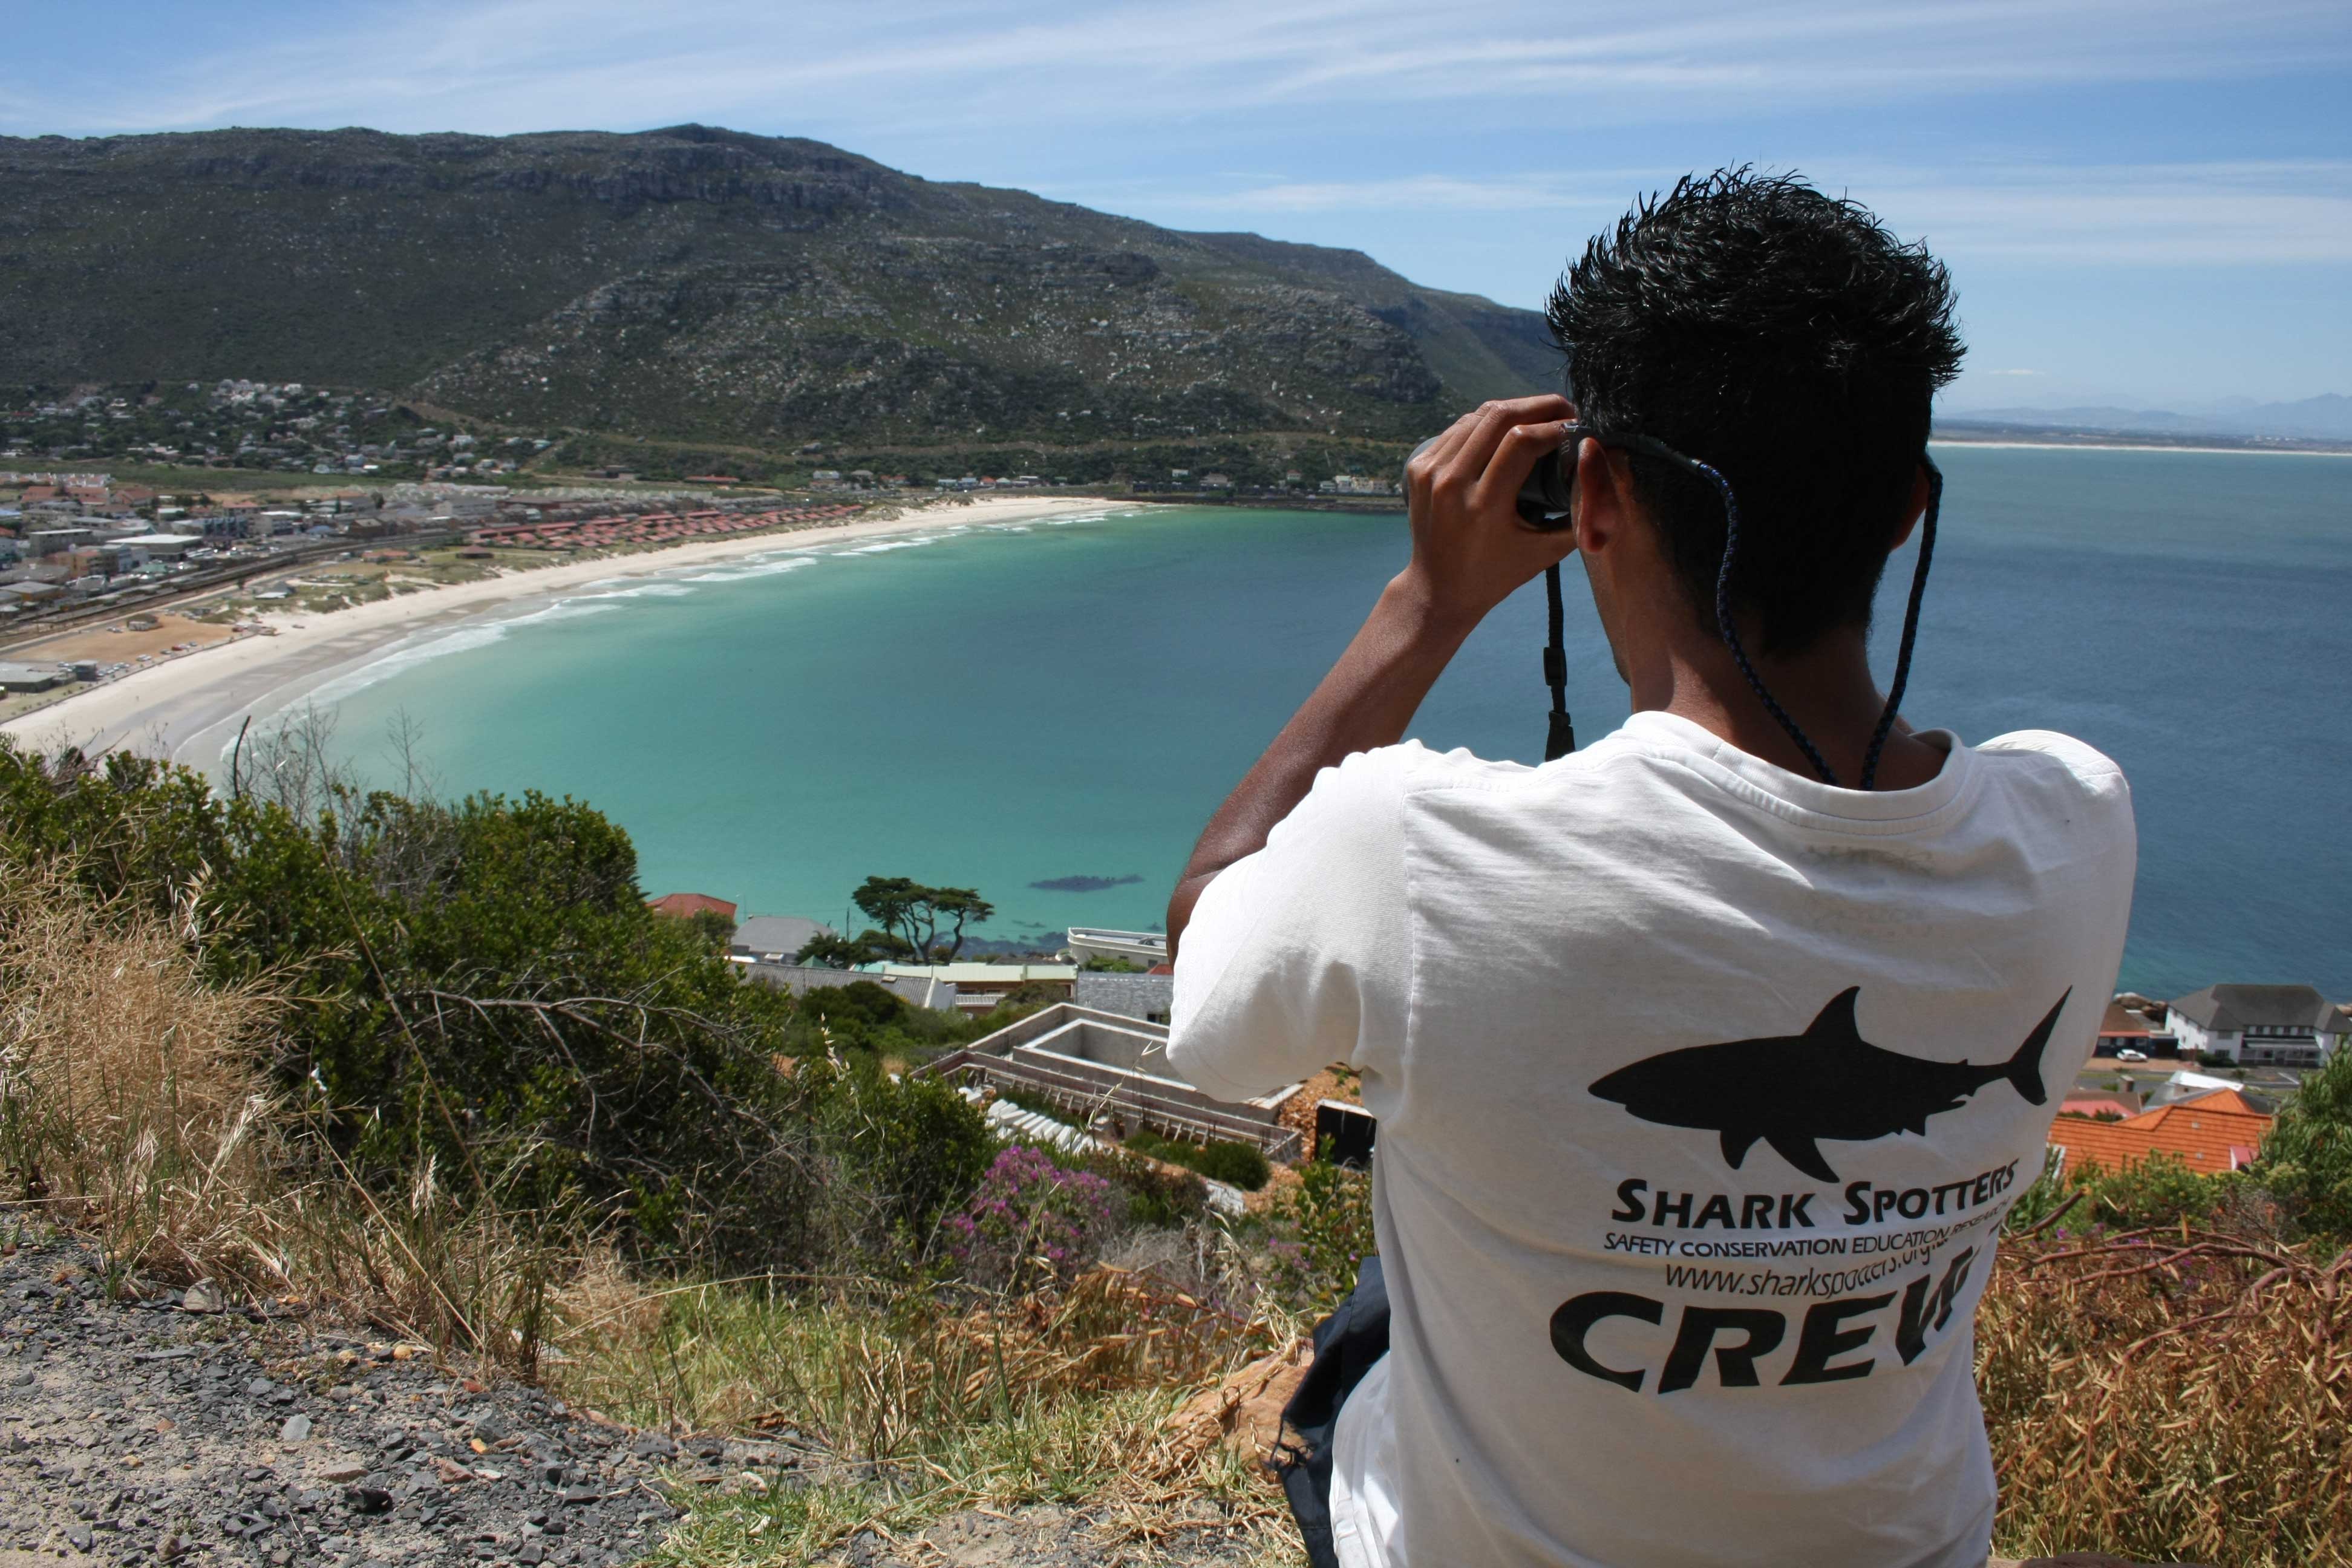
[1603, 432, 1941, 791]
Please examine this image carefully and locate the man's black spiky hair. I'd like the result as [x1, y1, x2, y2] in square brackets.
[1547, 168, 1964, 654]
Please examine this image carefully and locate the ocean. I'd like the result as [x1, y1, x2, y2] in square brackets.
[303, 445, 2352, 1000]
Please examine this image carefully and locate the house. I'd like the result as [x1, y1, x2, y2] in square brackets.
[2047, 1087, 2275, 1178]
[2147, 1069, 2277, 1114]
[0, 661, 65, 693]
[743, 963, 953, 1012]
[111, 533, 201, 563]
[878, 962, 1076, 1015]
[912, 1002, 1304, 1160]
[645, 892, 737, 923]
[2094, 996, 2178, 1057]
[2057, 1087, 2142, 1119]
[2164, 983, 2344, 1067]
[729, 914, 832, 965]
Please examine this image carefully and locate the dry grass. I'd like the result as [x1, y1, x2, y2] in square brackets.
[1981, 1212, 2352, 1566]
[0, 863, 283, 1286]
[0, 864, 564, 1373]
[548, 1266, 1298, 1563]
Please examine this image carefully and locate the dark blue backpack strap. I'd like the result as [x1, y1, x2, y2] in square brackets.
[1275, 1256, 1391, 1568]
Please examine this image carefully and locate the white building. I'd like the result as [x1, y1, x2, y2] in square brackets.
[111, 533, 202, 564]
[2164, 984, 2345, 1067]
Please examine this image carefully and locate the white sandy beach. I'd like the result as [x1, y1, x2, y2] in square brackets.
[2, 494, 1126, 764]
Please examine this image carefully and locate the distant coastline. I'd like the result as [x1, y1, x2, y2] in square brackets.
[1933, 423, 2352, 457]
[0, 494, 1135, 763]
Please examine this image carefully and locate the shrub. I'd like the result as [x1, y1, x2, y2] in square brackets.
[798, 1055, 993, 1264]
[1054, 1144, 1210, 1229]
[2250, 1044, 2352, 1241]
[1266, 1158, 1377, 1316]
[942, 1145, 1119, 1291]
[1123, 1129, 1271, 1192]
[0, 739, 976, 1276]
[1979, 1217, 2351, 1565]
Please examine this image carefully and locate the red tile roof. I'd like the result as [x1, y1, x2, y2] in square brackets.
[2048, 1088, 2274, 1178]
[647, 892, 737, 921]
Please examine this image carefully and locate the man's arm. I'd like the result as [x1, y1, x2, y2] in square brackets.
[1166, 395, 1579, 955]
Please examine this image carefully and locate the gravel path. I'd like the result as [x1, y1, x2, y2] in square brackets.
[0, 1231, 1287, 1568]
[0, 1232, 756, 1568]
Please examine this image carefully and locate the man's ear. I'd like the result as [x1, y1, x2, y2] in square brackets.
[1572, 437, 1629, 557]
[1889, 465, 1931, 552]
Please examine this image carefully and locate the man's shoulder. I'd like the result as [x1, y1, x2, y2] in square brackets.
[1971, 729, 2130, 799]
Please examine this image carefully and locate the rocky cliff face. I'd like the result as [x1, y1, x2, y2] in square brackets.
[0, 125, 1554, 452]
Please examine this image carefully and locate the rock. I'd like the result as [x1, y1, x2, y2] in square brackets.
[1161, 1337, 1312, 1470]
[178, 1283, 224, 1315]
[317, 1463, 367, 1483]
[279, 1414, 312, 1443]
[342, 1486, 393, 1515]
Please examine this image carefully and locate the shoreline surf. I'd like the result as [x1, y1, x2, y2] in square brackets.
[1, 494, 1133, 763]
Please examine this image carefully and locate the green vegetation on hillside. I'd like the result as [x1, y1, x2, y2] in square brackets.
[0, 125, 1556, 482]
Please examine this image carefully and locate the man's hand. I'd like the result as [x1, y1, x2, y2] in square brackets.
[1166, 395, 1579, 956]
[1399, 394, 1581, 632]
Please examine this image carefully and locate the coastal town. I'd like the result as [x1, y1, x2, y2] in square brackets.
[652, 892, 2352, 1204]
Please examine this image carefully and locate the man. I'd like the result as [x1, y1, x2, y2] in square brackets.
[1163, 171, 2136, 1568]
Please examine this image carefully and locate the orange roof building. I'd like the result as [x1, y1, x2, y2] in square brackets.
[2047, 1088, 2273, 1178]
[647, 892, 737, 921]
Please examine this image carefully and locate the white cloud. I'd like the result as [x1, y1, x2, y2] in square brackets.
[1079, 160, 2352, 269]
[9, 0, 2347, 139]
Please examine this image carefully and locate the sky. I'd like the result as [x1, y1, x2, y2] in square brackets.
[5, 1, 2348, 409]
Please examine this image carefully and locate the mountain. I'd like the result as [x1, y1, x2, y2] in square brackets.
[0, 125, 1558, 474]
[1945, 394, 2352, 443]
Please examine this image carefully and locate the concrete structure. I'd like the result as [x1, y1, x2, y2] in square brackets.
[2164, 984, 2343, 1067]
[913, 1003, 1304, 1160]
[730, 914, 831, 965]
[1065, 927, 1168, 966]
[1074, 969, 1175, 1024]
[743, 963, 956, 1012]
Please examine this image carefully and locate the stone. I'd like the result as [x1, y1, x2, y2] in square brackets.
[317, 1464, 367, 1484]
[177, 1284, 223, 1316]
[342, 1487, 393, 1515]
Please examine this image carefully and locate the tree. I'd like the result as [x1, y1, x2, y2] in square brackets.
[849, 876, 993, 961]
[852, 876, 928, 957]
[931, 887, 994, 960]
[2252, 1046, 2352, 1240]
[795, 932, 867, 969]
[795, 929, 910, 968]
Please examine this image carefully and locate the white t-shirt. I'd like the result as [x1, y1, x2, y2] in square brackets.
[1169, 710, 2135, 1568]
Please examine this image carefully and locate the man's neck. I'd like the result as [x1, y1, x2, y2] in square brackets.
[1632, 627, 1946, 791]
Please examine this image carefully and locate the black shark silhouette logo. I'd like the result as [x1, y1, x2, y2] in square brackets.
[1587, 988, 2069, 1182]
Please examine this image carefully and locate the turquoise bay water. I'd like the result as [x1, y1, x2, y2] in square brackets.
[308, 446, 2352, 998]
